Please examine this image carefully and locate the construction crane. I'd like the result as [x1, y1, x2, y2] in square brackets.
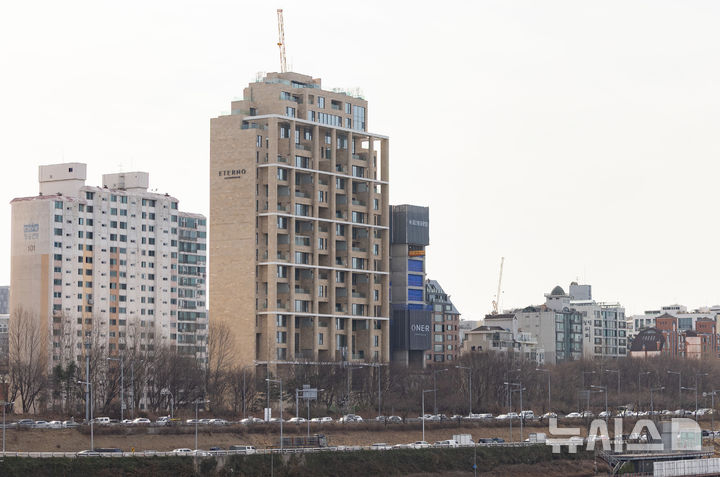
[491, 257, 505, 315]
[276, 9, 287, 73]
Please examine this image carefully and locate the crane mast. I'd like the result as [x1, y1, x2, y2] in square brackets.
[491, 257, 505, 315]
[276, 9, 287, 73]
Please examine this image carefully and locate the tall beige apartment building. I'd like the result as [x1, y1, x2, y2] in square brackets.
[10, 163, 208, 369]
[210, 72, 390, 369]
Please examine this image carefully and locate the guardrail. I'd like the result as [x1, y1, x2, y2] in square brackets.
[0, 442, 542, 459]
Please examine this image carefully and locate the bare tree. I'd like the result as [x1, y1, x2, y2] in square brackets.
[9, 307, 48, 413]
[206, 321, 236, 409]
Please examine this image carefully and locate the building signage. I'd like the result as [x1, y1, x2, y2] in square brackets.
[410, 323, 430, 333]
[218, 169, 247, 179]
[408, 250, 425, 257]
[24, 223, 39, 241]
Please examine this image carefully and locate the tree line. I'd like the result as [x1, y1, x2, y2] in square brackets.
[6, 308, 720, 417]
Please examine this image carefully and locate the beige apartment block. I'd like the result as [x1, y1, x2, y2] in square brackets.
[210, 72, 390, 370]
[10, 163, 207, 373]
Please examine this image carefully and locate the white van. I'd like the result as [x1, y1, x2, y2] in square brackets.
[94, 417, 111, 425]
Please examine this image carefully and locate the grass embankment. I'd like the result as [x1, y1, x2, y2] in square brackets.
[0, 446, 595, 477]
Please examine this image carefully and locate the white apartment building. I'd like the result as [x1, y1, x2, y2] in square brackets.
[10, 163, 207, 369]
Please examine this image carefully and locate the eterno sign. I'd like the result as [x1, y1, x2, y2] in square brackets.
[218, 169, 247, 179]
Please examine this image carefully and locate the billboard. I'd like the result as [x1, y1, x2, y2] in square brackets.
[390, 205, 429, 246]
[391, 307, 431, 351]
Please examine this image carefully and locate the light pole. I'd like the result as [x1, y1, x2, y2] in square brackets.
[161, 390, 174, 419]
[507, 382, 525, 441]
[193, 398, 209, 451]
[421, 389, 435, 443]
[605, 369, 620, 409]
[638, 372, 651, 412]
[681, 386, 697, 417]
[650, 386, 665, 417]
[78, 379, 94, 451]
[535, 368, 550, 413]
[668, 370, 681, 402]
[107, 356, 123, 422]
[696, 373, 708, 416]
[1, 401, 14, 455]
[433, 368, 448, 416]
[267, 378, 284, 451]
[703, 390, 719, 440]
[591, 385, 608, 420]
[456, 365, 472, 415]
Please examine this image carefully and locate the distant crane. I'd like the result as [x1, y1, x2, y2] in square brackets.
[491, 257, 505, 315]
[276, 9, 288, 73]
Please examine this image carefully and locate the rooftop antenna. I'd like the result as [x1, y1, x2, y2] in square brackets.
[277, 9, 287, 73]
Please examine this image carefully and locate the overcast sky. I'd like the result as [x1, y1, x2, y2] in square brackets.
[2, 0, 720, 320]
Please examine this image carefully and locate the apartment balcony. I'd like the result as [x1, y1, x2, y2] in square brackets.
[351, 292, 366, 299]
[277, 155, 288, 163]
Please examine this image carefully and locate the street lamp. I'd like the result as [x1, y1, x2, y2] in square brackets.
[696, 373, 709, 415]
[421, 389, 436, 443]
[78, 379, 94, 451]
[591, 385, 608, 420]
[193, 398, 210, 451]
[1, 401, 14, 455]
[107, 356, 124, 422]
[456, 365, 472, 415]
[681, 386, 697, 417]
[667, 370, 681, 399]
[703, 390, 719, 440]
[161, 389, 174, 419]
[638, 372, 651, 412]
[433, 368, 448, 416]
[605, 369, 620, 408]
[266, 378, 284, 451]
[535, 368, 550, 413]
[506, 382, 525, 442]
[650, 386, 665, 416]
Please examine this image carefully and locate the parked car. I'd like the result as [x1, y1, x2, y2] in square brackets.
[565, 412, 582, 419]
[598, 411, 612, 418]
[17, 419, 34, 428]
[519, 410, 535, 420]
[387, 415, 402, 423]
[210, 419, 228, 425]
[132, 418, 151, 425]
[172, 448, 193, 455]
[339, 414, 363, 422]
[121, 419, 134, 425]
[411, 441, 431, 449]
[370, 443, 391, 450]
[48, 420, 64, 429]
[541, 412, 557, 419]
[62, 420, 80, 429]
[33, 421, 50, 429]
[94, 417, 111, 425]
[375, 415, 387, 422]
[287, 417, 307, 423]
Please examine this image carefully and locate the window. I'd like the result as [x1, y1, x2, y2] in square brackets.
[285, 106, 295, 118]
[318, 333, 324, 345]
[318, 96, 325, 108]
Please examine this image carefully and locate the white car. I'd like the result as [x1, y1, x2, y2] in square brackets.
[565, 412, 582, 419]
[47, 421, 64, 429]
[132, 418, 151, 425]
[209, 419, 228, 425]
[287, 417, 307, 423]
[598, 411, 612, 418]
[370, 443, 391, 450]
[541, 412, 557, 419]
[434, 439, 459, 448]
[33, 421, 50, 429]
[173, 448, 193, 455]
[122, 419, 134, 425]
[319, 416, 333, 423]
[411, 441, 431, 449]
